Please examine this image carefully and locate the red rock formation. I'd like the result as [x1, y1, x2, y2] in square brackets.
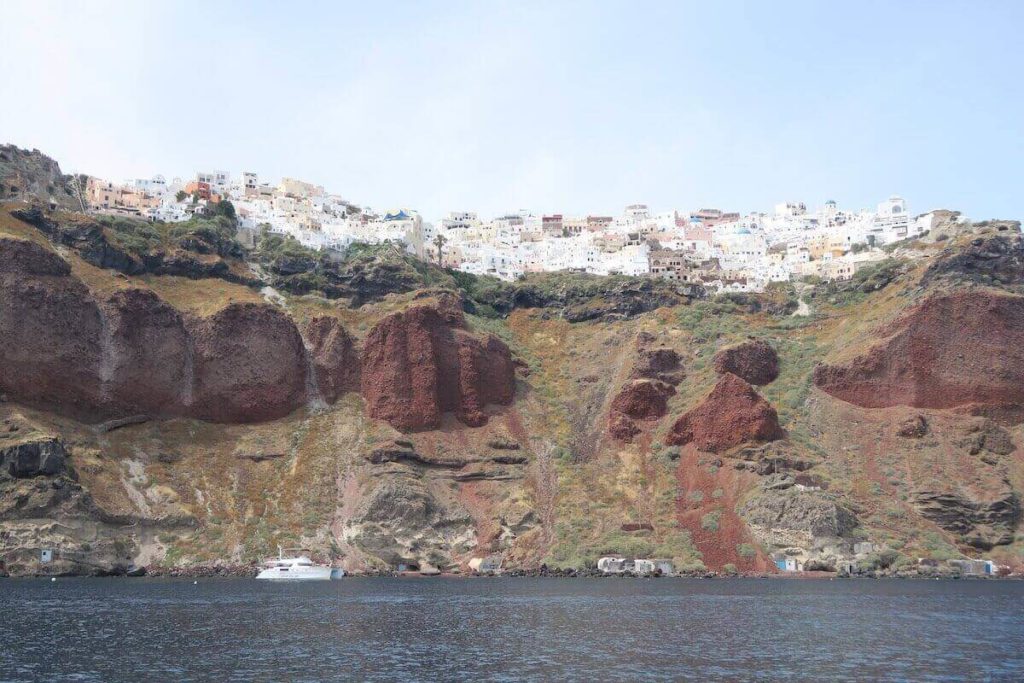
[713, 339, 779, 385]
[610, 380, 676, 420]
[189, 303, 309, 423]
[608, 413, 641, 442]
[609, 335, 684, 443]
[813, 291, 1024, 410]
[100, 288, 191, 415]
[0, 239, 339, 424]
[666, 373, 784, 453]
[361, 304, 515, 431]
[0, 238, 105, 418]
[304, 316, 359, 403]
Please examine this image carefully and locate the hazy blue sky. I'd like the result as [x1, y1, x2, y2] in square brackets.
[1, 1, 1021, 220]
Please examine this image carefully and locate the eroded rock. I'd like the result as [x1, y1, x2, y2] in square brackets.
[361, 304, 515, 431]
[666, 373, 784, 452]
[189, 303, 308, 423]
[912, 489, 1020, 550]
[610, 380, 676, 420]
[1, 438, 67, 478]
[814, 291, 1024, 411]
[713, 339, 779, 385]
[303, 316, 359, 403]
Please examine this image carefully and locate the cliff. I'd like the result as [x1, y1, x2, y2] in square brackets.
[2, 183, 1024, 577]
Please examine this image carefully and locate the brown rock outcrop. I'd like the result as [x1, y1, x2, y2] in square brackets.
[609, 335, 684, 442]
[189, 303, 309, 423]
[608, 413, 641, 442]
[631, 347, 684, 384]
[610, 380, 676, 420]
[0, 238, 105, 418]
[896, 415, 928, 439]
[813, 292, 1024, 410]
[666, 373, 784, 453]
[713, 339, 779, 385]
[607, 379, 676, 444]
[361, 304, 515, 431]
[99, 288, 191, 415]
[304, 316, 359, 403]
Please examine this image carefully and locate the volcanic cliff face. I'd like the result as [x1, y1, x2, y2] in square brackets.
[0, 144, 81, 209]
[0, 238, 314, 423]
[360, 302, 516, 432]
[189, 303, 310, 423]
[99, 288, 192, 416]
[666, 373, 784, 453]
[304, 316, 359, 403]
[813, 291, 1024, 410]
[4, 189, 1024, 578]
[0, 238, 106, 417]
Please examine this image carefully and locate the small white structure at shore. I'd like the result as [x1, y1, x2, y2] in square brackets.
[598, 557, 675, 575]
[598, 556, 627, 573]
[468, 555, 503, 574]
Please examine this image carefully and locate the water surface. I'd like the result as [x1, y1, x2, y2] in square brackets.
[2, 577, 1022, 681]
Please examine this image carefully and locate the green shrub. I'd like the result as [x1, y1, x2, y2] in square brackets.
[736, 543, 757, 559]
[701, 510, 721, 532]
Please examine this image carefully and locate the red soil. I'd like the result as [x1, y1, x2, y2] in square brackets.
[674, 445, 775, 572]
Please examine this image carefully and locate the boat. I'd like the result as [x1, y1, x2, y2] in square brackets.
[256, 547, 334, 581]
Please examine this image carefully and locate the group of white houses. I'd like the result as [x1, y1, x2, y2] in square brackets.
[597, 557, 675, 575]
[85, 159, 973, 293]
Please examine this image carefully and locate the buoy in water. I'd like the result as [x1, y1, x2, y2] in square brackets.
[50, 577, 56, 582]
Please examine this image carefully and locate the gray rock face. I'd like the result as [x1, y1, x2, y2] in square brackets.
[956, 422, 1016, 457]
[346, 478, 476, 567]
[912, 489, 1020, 550]
[740, 489, 858, 539]
[922, 233, 1024, 289]
[1, 438, 67, 478]
[630, 346, 685, 385]
[0, 145, 81, 209]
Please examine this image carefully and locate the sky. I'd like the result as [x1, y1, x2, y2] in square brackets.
[1, 0, 1022, 221]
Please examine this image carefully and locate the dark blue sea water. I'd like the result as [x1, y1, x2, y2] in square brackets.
[2, 577, 1022, 682]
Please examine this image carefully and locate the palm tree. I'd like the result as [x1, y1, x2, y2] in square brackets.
[433, 233, 448, 267]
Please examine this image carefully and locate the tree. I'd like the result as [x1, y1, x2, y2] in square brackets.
[433, 233, 448, 267]
[212, 199, 236, 222]
[175, 190, 187, 202]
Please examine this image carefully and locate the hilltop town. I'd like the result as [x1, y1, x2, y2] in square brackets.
[75, 159, 946, 292]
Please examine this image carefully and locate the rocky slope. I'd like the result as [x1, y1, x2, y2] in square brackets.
[0, 145, 82, 210]
[813, 290, 1024, 410]
[2, 167, 1024, 576]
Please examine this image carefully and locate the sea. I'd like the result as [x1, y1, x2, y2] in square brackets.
[2, 577, 1022, 682]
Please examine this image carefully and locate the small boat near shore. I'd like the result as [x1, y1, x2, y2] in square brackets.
[256, 547, 337, 581]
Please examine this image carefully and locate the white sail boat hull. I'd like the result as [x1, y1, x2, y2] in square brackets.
[256, 565, 333, 581]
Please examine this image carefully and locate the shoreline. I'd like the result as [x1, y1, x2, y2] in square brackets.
[3, 567, 1019, 580]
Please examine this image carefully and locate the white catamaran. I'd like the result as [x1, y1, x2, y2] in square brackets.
[256, 547, 339, 581]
